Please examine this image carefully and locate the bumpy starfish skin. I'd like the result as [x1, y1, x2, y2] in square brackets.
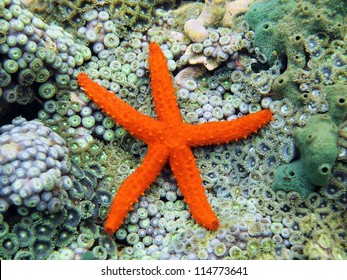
[77, 42, 273, 234]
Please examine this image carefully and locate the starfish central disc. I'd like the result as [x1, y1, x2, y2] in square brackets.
[159, 126, 186, 149]
[77, 42, 273, 234]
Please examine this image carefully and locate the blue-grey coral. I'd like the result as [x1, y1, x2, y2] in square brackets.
[0, 116, 70, 213]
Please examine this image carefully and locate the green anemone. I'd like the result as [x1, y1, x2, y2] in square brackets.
[80, 45, 91, 60]
[8, 47, 22, 60]
[82, 116, 95, 129]
[103, 129, 115, 141]
[43, 208, 67, 226]
[86, 161, 105, 178]
[33, 220, 56, 241]
[55, 74, 70, 87]
[35, 68, 50, 83]
[115, 228, 127, 241]
[92, 245, 107, 260]
[228, 246, 242, 259]
[100, 235, 116, 255]
[77, 232, 95, 249]
[12, 222, 35, 248]
[126, 232, 140, 246]
[79, 219, 99, 238]
[0, 68, 11, 87]
[260, 237, 275, 253]
[16, 206, 30, 216]
[35, 47, 46, 60]
[43, 100, 57, 114]
[0, 220, 9, 239]
[98, 203, 109, 220]
[45, 50, 56, 64]
[29, 58, 43, 72]
[82, 170, 98, 189]
[68, 181, 85, 200]
[15, 84, 35, 105]
[3, 59, 18, 74]
[70, 101, 82, 113]
[88, 141, 104, 157]
[18, 68, 35, 86]
[65, 205, 81, 228]
[79, 201, 95, 220]
[246, 239, 261, 258]
[14, 250, 35, 260]
[0, 233, 20, 257]
[56, 101, 69, 116]
[55, 225, 77, 247]
[214, 242, 228, 257]
[30, 238, 54, 260]
[68, 115, 82, 127]
[0, 30, 7, 45]
[70, 160, 85, 179]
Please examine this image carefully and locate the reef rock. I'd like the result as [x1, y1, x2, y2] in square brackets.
[184, 19, 209, 43]
[222, 0, 253, 27]
[198, 0, 227, 27]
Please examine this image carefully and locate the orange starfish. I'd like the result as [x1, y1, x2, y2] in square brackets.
[77, 42, 272, 234]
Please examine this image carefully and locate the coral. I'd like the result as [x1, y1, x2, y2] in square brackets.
[0, 0, 91, 120]
[171, 1, 204, 30]
[181, 26, 244, 71]
[245, 0, 347, 106]
[0, 116, 71, 213]
[77, 42, 273, 233]
[184, 19, 208, 43]
[245, 0, 345, 65]
[27, 0, 178, 34]
[244, 0, 298, 65]
[222, 0, 252, 27]
[197, 0, 226, 27]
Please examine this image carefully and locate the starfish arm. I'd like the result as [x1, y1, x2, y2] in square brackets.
[184, 109, 273, 147]
[169, 145, 219, 230]
[78, 73, 161, 143]
[149, 42, 182, 125]
[105, 143, 170, 234]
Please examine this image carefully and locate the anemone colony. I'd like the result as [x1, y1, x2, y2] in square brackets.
[0, 0, 346, 260]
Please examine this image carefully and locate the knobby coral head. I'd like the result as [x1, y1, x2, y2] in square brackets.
[77, 42, 272, 234]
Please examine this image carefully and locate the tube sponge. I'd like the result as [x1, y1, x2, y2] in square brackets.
[294, 114, 339, 186]
[324, 83, 347, 124]
[271, 159, 315, 198]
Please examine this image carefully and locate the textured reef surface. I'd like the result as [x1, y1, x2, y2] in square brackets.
[0, 0, 346, 260]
